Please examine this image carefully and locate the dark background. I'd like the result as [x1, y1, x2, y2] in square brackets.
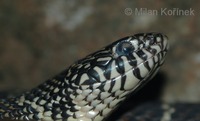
[0, 0, 199, 120]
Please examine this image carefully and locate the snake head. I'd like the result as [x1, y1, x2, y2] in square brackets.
[108, 32, 169, 90]
[65, 32, 169, 121]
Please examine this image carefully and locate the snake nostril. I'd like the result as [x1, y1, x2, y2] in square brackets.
[149, 36, 155, 45]
[145, 35, 155, 47]
[144, 33, 164, 47]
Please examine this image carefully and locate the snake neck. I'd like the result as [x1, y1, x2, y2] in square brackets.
[0, 70, 130, 121]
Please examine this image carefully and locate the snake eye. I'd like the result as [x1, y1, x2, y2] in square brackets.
[116, 42, 134, 56]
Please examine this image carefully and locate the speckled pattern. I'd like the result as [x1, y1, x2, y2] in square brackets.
[0, 33, 168, 120]
[0, 1, 199, 121]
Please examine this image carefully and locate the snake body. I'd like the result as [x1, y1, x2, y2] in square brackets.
[118, 102, 200, 121]
[0, 33, 168, 121]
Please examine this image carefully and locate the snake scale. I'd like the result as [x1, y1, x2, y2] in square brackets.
[0, 32, 169, 121]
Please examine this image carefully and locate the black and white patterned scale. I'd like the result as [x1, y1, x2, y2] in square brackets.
[0, 33, 169, 121]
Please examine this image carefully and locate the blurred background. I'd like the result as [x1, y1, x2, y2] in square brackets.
[0, 0, 199, 120]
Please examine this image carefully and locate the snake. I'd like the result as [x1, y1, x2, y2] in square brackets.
[0, 32, 169, 121]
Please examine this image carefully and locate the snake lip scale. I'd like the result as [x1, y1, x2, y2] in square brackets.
[0, 32, 169, 121]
